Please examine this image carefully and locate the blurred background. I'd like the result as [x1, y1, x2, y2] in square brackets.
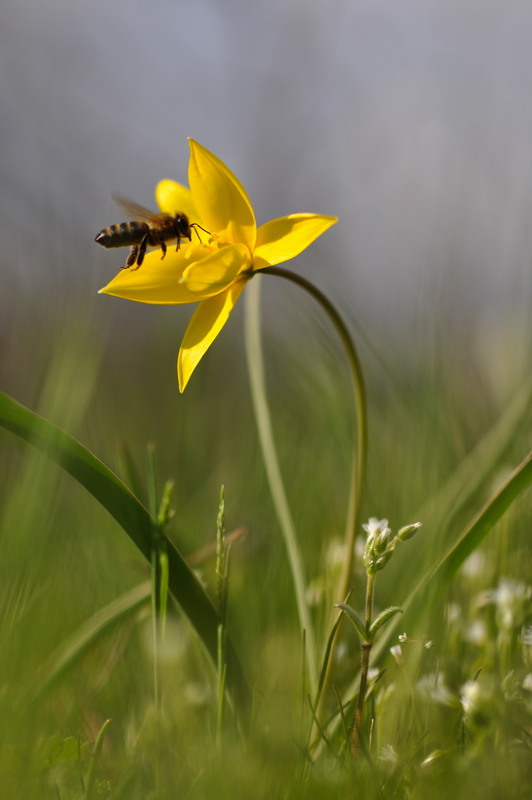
[0, 2, 530, 790]
[2, 0, 531, 323]
[1, 0, 530, 564]
[1, 0, 531, 599]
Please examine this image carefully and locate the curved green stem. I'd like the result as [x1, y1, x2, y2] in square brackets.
[260, 266, 368, 606]
[249, 267, 368, 716]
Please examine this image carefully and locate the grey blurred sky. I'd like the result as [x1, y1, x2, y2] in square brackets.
[1, 0, 531, 328]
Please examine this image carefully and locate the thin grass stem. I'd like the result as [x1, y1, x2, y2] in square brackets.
[215, 487, 228, 751]
[244, 277, 318, 695]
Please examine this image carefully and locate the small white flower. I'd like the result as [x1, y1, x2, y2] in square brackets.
[390, 644, 403, 664]
[334, 641, 348, 663]
[490, 579, 531, 631]
[305, 580, 324, 606]
[326, 537, 346, 568]
[424, 639, 434, 649]
[417, 673, 455, 706]
[460, 678, 496, 730]
[460, 680, 481, 715]
[461, 551, 488, 579]
[363, 517, 390, 539]
[446, 603, 461, 623]
[464, 619, 488, 645]
[398, 632, 408, 643]
[354, 535, 366, 559]
[378, 744, 399, 764]
[184, 681, 212, 707]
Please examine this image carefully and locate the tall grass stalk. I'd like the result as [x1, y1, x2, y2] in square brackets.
[244, 277, 319, 695]
[215, 487, 229, 751]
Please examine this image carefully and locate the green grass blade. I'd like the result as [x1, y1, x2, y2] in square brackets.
[373, 449, 532, 660]
[115, 442, 146, 504]
[244, 277, 318, 694]
[431, 449, 532, 586]
[416, 376, 531, 534]
[37, 582, 151, 698]
[0, 391, 249, 710]
[83, 718, 112, 800]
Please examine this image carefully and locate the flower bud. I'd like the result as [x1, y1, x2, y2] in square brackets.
[397, 522, 422, 541]
[375, 529, 392, 553]
[375, 549, 394, 571]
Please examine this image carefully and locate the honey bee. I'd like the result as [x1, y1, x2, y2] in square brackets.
[95, 197, 208, 269]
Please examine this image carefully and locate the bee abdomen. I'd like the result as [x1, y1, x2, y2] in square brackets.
[95, 221, 149, 248]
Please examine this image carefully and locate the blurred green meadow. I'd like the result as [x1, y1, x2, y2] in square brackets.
[2, 0, 532, 794]
[0, 262, 530, 797]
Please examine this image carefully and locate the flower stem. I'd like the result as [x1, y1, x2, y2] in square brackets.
[352, 571, 375, 757]
[258, 267, 368, 714]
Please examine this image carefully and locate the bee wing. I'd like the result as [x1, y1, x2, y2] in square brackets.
[112, 195, 159, 222]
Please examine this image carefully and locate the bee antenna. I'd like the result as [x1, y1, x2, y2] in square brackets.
[190, 223, 210, 242]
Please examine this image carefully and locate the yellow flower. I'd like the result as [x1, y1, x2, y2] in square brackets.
[99, 140, 338, 391]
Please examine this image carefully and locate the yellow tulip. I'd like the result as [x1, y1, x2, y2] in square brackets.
[99, 140, 337, 391]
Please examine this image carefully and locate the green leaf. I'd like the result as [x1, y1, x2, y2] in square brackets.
[115, 442, 146, 504]
[334, 602, 368, 643]
[35, 735, 86, 770]
[0, 392, 249, 711]
[373, 449, 532, 659]
[369, 606, 403, 638]
[312, 608, 345, 718]
[84, 718, 112, 800]
[37, 582, 151, 698]
[416, 378, 531, 531]
[433, 450, 532, 585]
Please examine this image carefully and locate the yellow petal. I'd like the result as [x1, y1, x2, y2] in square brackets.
[155, 179, 199, 222]
[188, 140, 256, 252]
[253, 214, 338, 270]
[98, 245, 213, 304]
[178, 279, 248, 392]
[181, 243, 250, 296]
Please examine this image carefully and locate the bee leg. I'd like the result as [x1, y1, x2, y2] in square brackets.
[134, 234, 149, 269]
[125, 246, 138, 269]
[159, 241, 167, 260]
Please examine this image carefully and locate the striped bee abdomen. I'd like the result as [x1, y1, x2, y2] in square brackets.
[95, 220, 150, 249]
